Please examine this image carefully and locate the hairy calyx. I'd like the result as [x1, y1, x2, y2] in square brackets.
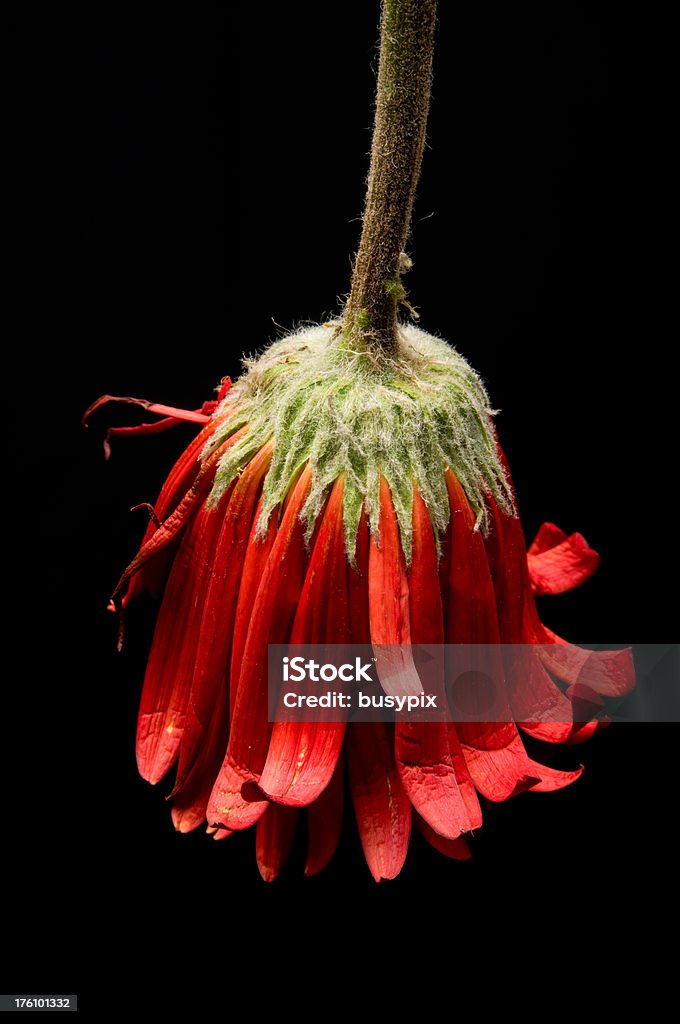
[205, 324, 514, 562]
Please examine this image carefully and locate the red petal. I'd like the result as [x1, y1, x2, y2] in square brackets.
[525, 764, 584, 792]
[521, 718, 608, 747]
[151, 413, 232, 523]
[131, 401, 212, 423]
[527, 526, 600, 595]
[136, 491, 230, 784]
[445, 725, 483, 828]
[173, 442, 273, 789]
[483, 492, 526, 642]
[182, 495, 278, 832]
[444, 472, 503, 643]
[171, 775, 214, 834]
[171, 670, 243, 833]
[396, 725, 476, 838]
[229, 495, 279, 716]
[347, 722, 412, 882]
[487, 455, 624, 738]
[566, 719, 610, 745]
[82, 393, 217, 426]
[519, 513, 635, 700]
[305, 756, 344, 877]
[438, 506, 483, 825]
[396, 488, 477, 839]
[369, 477, 422, 697]
[255, 804, 298, 882]
[216, 376, 232, 401]
[103, 416, 199, 460]
[369, 478, 410, 644]
[527, 522, 568, 556]
[207, 467, 313, 831]
[514, 619, 613, 744]
[406, 489, 443, 648]
[113, 426, 246, 606]
[171, 456, 276, 832]
[416, 815, 472, 861]
[121, 414, 230, 605]
[508, 642, 586, 744]
[258, 477, 348, 808]
[350, 510, 370, 643]
[445, 473, 529, 798]
[485, 496, 603, 743]
[535, 627, 635, 698]
[444, 472, 581, 799]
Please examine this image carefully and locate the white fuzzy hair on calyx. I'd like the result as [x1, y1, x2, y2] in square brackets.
[204, 322, 514, 563]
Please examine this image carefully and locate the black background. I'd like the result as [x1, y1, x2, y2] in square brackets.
[5, 2, 676, 1003]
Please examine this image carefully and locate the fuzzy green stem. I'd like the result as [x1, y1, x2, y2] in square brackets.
[343, 0, 437, 356]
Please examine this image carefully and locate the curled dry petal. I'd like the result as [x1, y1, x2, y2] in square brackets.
[527, 522, 600, 595]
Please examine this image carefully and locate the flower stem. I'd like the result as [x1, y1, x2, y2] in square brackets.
[343, 0, 437, 356]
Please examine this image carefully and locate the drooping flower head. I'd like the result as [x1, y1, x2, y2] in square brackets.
[91, 0, 635, 880]
[96, 323, 634, 880]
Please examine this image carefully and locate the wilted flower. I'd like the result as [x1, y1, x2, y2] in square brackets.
[93, 324, 634, 880]
[90, 0, 636, 881]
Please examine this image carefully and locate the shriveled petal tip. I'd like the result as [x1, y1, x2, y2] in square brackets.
[527, 522, 600, 595]
[416, 816, 472, 861]
[256, 805, 298, 882]
[82, 393, 214, 427]
[84, 392, 232, 466]
[526, 762, 583, 792]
